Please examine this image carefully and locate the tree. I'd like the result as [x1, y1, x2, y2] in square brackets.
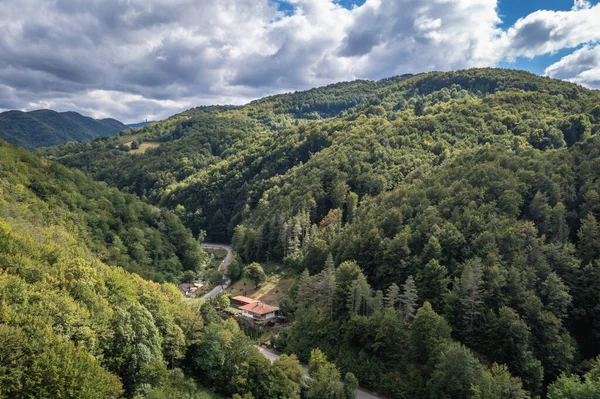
[181, 270, 196, 283]
[541, 272, 572, 320]
[529, 191, 551, 235]
[297, 269, 313, 306]
[416, 259, 449, 310]
[409, 302, 452, 365]
[548, 202, 569, 244]
[217, 294, 231, 309]
[307, 349, 346, 399]
[422, 235, 442, 263]
[345, 192, 359, 224]
[384, 283, 400, 309]
[343, 372, 358, 399]
[347, 273, 373, 316]
[400, 275, 418, 321]
[460, 258, 484, 331]
[429, 342, 484, 399]
[244, 262, 266, 288]
[547, 372, 600, 399]
[471, 363, 530, 399]
[578, 214, 600, 264]
[228, 258, 244, 282]
[270, 355, 304, 399]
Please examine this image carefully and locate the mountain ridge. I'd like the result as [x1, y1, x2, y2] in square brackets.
[0, 108, 127, 150]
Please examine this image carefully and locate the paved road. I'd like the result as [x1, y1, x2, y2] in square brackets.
[201, 243, 233, 300]
[257, 347, 382, 399]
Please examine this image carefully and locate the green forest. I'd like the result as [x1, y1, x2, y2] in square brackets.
[0, 140, 337, 398]
[4, 68, 600, 397]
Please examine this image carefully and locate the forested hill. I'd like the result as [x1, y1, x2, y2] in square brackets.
[42, 68, 600, 397]
[0, 109, 127, 150]
[0, 139, 206, 282]
[45, 68, 600, 245]
[0, 139, 314, 398]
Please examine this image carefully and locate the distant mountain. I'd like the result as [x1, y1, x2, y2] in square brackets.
[126, 120, 155, 129]
[0, 109, 127, 150]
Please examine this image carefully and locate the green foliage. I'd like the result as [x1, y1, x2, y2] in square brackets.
[37, 68, 600, 397]
[244, 262, 267, 287]
[0, 140, 207, 282]
[0, 141, 306, 399]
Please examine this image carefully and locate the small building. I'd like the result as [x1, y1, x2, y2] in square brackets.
[239, 301, 279, 321]
[231, 295, 259, 308]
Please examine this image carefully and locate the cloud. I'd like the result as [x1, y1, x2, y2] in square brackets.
[572, 0, 592, 10]
[501, 3, 600, 59]
[0, 0, 599, 123]
[338, 0, 502, 78]
[545, 44, 600, 89]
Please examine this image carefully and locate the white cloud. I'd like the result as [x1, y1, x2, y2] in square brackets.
[500, 3, 600, 59]
[0, 0, 599, 122]
[572, 0, 592, 10]
[545, 44, 600, 89]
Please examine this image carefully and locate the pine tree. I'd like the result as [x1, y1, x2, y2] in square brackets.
[422, 235, 442, 263]
[529, 191, 551, 235]
[373, 290, 384, 313]
[298, 269, 312, 306]
[384, 283, 400, 309]
[345, 192, 359, 224]
[578, 214, 600, 264]
[548, 202, 569, 244]
[460, 258, 484, 331]
[347, 273, 372, 316]
[400, 275, 418, 321]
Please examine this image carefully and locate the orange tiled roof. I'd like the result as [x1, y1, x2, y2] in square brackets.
[239, 301, 277, 315]
[232, 295, 259, 305]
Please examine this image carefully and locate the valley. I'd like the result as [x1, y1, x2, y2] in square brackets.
[3, 68, 600, 398]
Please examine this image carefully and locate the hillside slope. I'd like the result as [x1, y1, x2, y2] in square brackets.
[0, 140, 311, 399]
[0, 139, 206, 282]
[43, 68, 600, 397]
[46, 68, 600, 244]
[0, 109, 126, 150]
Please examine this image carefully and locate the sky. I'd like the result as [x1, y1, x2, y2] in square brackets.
[1, 0, 600, 123]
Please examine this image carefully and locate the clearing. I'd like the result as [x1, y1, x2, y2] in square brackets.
[124, 141, 161, 154]
[226, 274, 295, 306]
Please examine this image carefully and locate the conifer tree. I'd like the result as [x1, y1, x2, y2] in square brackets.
[400, 275, 418, 321]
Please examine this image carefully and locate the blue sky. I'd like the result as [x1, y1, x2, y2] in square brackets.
[1, 0, 600, 122]
[497, 0, 592, 73]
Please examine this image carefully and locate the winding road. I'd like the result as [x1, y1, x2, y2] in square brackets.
[201, 243, 233, 300]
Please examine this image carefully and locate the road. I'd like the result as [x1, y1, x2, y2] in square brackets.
[201, 243, 233, 300]
[257, 347, 382, 399]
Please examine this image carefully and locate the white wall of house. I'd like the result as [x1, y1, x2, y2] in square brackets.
[241, 310, 276, 320]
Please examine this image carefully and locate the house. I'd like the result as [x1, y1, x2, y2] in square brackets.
[231, 295, 259, 308]
[239, 301, 279, 321]
[177, 282, 204, 296]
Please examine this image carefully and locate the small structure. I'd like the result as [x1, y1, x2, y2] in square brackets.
[177, 282, 204, 296]
[239, 301, 279, 321]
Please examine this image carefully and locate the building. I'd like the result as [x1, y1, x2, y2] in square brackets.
[231, 295, 259, 308]
[177, 282, 205, 296]
[239, 301, 279, 321]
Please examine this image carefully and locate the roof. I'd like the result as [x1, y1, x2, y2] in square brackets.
[239, 301, 278, 315]
[232, 296, 259, 305]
